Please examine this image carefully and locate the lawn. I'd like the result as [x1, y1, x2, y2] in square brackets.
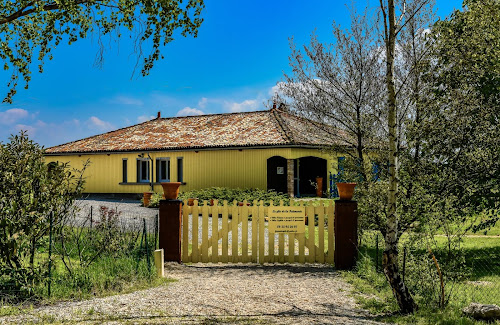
[344, 232, 500, 324]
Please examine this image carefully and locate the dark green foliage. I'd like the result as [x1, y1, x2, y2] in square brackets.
[146, 187, 290, 208]
[0, 0, 205, 102]
[0, 131, 86, 298]
[179, 187, 290, 205]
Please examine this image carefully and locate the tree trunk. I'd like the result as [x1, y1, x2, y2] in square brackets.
[382, 0, 418, 313]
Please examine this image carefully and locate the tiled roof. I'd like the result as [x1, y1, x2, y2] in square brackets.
[45, 108, 343, 154]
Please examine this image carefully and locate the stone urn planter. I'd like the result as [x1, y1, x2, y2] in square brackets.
[336, 182, 357, 200]
[316, 177, 323, 198]
[161, 182, 181, 200]
[143, 192, 154, 207]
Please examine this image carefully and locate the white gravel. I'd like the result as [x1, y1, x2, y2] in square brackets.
[0, 197, 385, 324]
[1, 263, 384, 325]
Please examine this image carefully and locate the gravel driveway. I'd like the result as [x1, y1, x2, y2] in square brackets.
[1, 263, 384, 325]
[0, 197, 384, 324]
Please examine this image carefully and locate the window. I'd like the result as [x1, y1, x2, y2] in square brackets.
[137, 158, 150, 182]
[177, 157, 183, 182]
[156, 158, 170, 182]
[337, 156, 345, 171]
[122, 159, 127, 183]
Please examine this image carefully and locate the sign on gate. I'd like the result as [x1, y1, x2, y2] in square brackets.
[268, 207, 305, 233]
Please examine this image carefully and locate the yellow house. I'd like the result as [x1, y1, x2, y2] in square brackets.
[45, 106, 344, 197]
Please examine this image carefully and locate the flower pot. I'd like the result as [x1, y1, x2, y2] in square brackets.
[336, 182, 357, 200]
[238, 202, 251, 206]
[143, 192, 153, 207]
[188, 198, 198, 206]
[161, 182, 181, 200]
[316, 177, 323, 198]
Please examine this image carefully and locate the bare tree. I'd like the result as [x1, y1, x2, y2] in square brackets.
[277, 4, 385, 178]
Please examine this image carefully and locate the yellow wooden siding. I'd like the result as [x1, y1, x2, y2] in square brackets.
[44, 147, 339, 194]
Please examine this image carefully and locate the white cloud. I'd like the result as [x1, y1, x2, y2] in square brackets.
[137, 115, 155, 123]
[0, 108, 29, 124]
[224, 99, 260, 113]
[87, 116, 114, 131]
[14, 124, 36, 137]
[111, 95, 144, 106]
[176, 107, 204, 117]
[269, 85, 281, 97]
[198, 97, 208, 109]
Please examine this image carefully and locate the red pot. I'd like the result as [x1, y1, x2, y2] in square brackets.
[143, 192, 153, 207]
[161, 182, 181, 200]
[316, 177, 323, 198]
[336, 182, 357, 200]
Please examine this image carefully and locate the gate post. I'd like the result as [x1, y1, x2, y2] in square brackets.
[159, 199, 182, 263]
[334, 200, 358, 270]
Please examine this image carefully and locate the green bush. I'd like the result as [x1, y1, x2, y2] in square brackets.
[145, 187, 290, 208]
[0, 131, 87, 300]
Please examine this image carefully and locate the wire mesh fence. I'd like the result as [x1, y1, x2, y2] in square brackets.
[0, 202, 160, 303]
[358, 231, 500, 307]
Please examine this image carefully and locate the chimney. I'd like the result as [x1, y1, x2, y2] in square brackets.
[157, 111, 161, 119]
[272, 102, 276, 110]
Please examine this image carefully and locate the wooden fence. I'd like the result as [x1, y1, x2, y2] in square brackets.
[181, 200, 334, 264]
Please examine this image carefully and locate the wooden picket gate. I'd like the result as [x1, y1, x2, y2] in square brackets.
[181, 200, 334, 264]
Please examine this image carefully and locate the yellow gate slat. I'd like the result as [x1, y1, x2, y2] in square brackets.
[222, 200, 229, 263]
[268, 201, 275, 263]
[211, 201, 219, 262]
[251, 200, 258, 263]
[288, 233, 295, 263]
[201, 202, 209, 263]
[258, 200, 265, 264]
[241, 200, 249, 262]
[306, 205, 315, 263]
[192, 201, 200, 263]
[316, 206, 325, 263]
[231, 201, 239, 262]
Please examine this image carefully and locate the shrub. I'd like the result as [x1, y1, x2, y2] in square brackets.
[0, 131, 87, 299]
[145, 187, 290, 208]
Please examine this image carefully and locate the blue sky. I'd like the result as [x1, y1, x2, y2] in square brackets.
[0, 0, 462, 147]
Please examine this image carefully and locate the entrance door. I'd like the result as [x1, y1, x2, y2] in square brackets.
[267, 156, 287, 194]
[298, 156, 327, 197]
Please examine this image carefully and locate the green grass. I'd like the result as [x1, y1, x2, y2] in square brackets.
[343, 234, 500, 324]
[42, 255, 175, 302]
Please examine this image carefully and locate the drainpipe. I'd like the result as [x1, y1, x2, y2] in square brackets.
[147, 153, 154, 192]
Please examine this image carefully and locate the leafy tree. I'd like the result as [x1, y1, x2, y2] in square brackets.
[0, 0, 205, 102]
[407, 0, 500, 236]
[0, 131, 86, 296]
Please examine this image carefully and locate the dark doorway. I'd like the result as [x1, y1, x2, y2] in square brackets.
[298, 156, 327, 197]
[267, 156, 287, 194]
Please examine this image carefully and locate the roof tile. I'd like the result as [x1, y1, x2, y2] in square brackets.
[45, 109, 341, 154]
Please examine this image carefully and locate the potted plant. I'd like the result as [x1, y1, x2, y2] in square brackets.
[188, 198, 198, 206]
[161, 182, 181, 200]
[336, 182, 357, 200]
[316, 177, 323, 198]
[143, 191, 154, 207]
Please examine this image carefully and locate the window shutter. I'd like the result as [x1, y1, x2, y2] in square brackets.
[136, 160, 140, 182]
[156, 159, 160, 183]
[122, 159, 127, 183]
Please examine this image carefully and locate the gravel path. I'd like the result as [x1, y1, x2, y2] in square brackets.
[1, 263, 384, 325]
